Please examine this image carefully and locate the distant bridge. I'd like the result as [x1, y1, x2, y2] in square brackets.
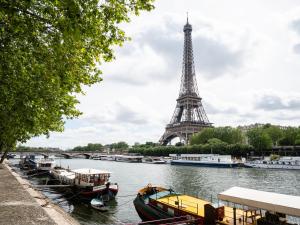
[7, 151, 107, 159]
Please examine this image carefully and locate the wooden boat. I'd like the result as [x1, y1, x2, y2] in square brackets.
[50, 167, 118, 201]
[90, 198, 109, 212]
[134, 185, 300, 225]
[133, 184, 226, 225]
[170, 154, 239, 168]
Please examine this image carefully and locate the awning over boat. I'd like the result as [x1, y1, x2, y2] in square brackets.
[218, 187, 300, 217]
[72, 168, 111, 175]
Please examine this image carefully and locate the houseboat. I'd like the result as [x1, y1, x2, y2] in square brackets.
[134, 185, 300, 225]
[50, 167, 118, 201]
[19, 155, 55, 173]
[244, 156, 300, 170]
[35, 158, 56, 172]
[134, 184, 236, 225]
[142, 157, 167, 164]
[170, 154, 239, 168]
[218, 186, 300, 225]
[115, 155, 143, 163]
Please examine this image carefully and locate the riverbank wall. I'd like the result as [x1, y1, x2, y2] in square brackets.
[0, 161, 80, 225]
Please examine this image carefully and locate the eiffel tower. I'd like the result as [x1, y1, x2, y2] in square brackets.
[159, 17, 212, 145]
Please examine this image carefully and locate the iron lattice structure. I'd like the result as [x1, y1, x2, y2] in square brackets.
[159, 18, 212, 145]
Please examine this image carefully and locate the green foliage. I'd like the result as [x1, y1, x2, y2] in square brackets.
[129, 143, 253, 157]
[109, 141, 129, 150]
[15, 145, 58, 152]
[246, 128, 272, 151]
[278, 127, 299, 145]
[190, 127, 244, 145]
[264, 125, 283, 146]
[0, 0, 155, 159]
[71, 143, 102, 152]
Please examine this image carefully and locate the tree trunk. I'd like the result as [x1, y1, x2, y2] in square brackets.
[0, 148, 8, 164]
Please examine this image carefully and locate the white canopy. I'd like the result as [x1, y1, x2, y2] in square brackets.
[218, 187, 300, 217]
[72, 168, 111, 175]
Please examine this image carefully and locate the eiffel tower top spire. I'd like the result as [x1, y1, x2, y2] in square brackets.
[159, 17, 212, 145]
[180, 15, 199, 98]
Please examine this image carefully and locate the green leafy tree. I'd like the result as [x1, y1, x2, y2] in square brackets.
[265, 125, 283, 146]
[278, 127, 299, 146]
[246, 128, 272, 151]
[110, 141, 129, 151]
[190, 127, 244, 145]
[0, 0, 154, 162]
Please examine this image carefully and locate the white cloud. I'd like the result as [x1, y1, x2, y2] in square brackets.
[25, 0, 300, 149]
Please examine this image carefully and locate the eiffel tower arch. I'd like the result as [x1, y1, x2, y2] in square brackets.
[159, 18, 212, 145]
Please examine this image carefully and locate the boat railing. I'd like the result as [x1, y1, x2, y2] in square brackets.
[163, 196, 203, 215]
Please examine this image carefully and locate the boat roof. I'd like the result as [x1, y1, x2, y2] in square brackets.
[218, 187, 300, 217]
[72, 168, 111, 175]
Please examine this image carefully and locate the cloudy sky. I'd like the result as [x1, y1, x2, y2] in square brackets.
[27, 0, 300, 149]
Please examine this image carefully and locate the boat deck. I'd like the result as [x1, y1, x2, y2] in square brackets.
[155, 194, 210, 217]
[153, 194, 258, 225]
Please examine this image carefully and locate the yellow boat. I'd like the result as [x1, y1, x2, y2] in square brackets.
[134, 185, 300, 225]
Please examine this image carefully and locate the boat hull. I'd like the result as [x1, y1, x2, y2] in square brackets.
[133, 195, 172, 221]
[171, 161, 238, 168]
[244, 163, 300, 170]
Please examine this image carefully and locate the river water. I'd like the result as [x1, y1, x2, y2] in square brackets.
[13, 158, 300, 225]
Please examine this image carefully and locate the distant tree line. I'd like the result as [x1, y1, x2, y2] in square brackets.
[13, 124, 300, 156]
[129, 124, 300, 157]
[14, 146, 60, 152]
[70, 141, 129, 152]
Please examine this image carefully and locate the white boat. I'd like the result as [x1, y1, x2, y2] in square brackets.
[90, 198, 109, 211]
[50, 168, 119, 200]
[244, 156, 300, 170]
[115, 155, 143, 163]
[218, 186, 300, 225]
[170, 154, 239, 168]
[100, 155, 116, 161]
[142, 157, 166, 164]
[36, 158, 56, 171]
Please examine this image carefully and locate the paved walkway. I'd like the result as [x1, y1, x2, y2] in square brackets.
[0, 163, 80, 225]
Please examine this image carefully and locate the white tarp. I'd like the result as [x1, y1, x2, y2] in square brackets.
[218, 186, 300, 217]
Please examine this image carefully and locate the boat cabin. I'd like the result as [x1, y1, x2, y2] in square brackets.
[36, 158, 56, 171]
[73, 168, 111, 187]
[169, 154, 235, 163]
[218, 186, 300, 225]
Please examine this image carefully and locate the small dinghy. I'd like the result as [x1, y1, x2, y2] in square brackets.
[91, 198, 109, 212]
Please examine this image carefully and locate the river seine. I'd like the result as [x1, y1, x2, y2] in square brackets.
[17, 159, 300, 225]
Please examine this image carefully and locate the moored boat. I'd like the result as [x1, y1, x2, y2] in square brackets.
[133, 184, 227, 225]
[142, 157, 166, 164]
[244, 156, 300, 170]
[115, 155, 143, 163]
[50, 167, 118, 201]
[134, 185, 300, 225]
[91, 198, 109, 212]
[170, 154, 239, 168]
[36, 158, 56, 172]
